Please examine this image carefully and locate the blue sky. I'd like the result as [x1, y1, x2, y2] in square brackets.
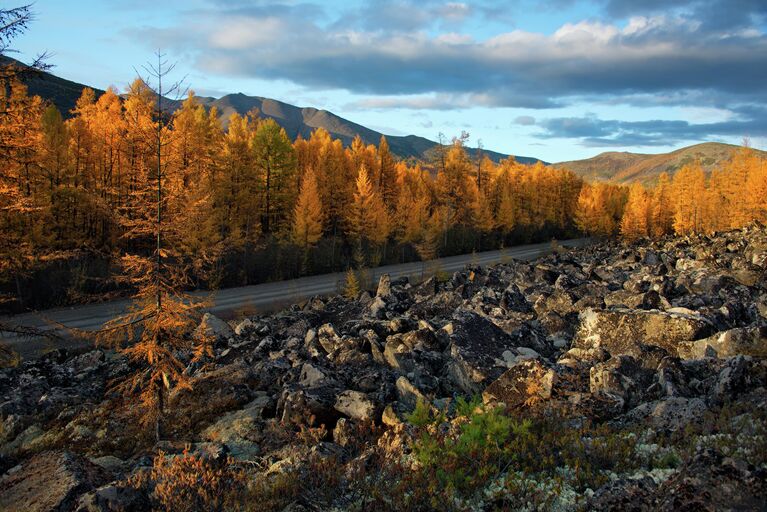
[12, 0, 767, 161]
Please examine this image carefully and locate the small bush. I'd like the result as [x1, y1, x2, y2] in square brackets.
[133, 447, 247, 512]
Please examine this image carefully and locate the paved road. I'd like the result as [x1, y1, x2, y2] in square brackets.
[1, 238, 589, 360]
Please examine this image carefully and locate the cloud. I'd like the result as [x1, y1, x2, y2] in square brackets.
[514, 115, 536, 126]
[532, 107, 767, 147]
[127, 0, 767, 150]
[135, 6, 767, 112]
[602, 0, 767, 30]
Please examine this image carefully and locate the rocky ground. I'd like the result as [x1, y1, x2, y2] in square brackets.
[1, 225, 766, 511]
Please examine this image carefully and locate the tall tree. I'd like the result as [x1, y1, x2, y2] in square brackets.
[252, 118, 297, 236]
[620, 183, 650, 241]
[95, 53, 209, 442]
[292, 167, 323, 272]
[347, 165, 389, 267]
[672, 162, 706, 235]
[649, 172, 674, 237]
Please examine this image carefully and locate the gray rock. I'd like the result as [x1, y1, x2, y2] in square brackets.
[201, 393, 272, 460]
[573, 308, 714, 358]
[75, 483, 148, 512]
[482, 360, 557, 408]
[619, 397, 707, 430]
[334, 390, 378, 421]
[0, 451, 111, 512]
[194, 313, 234, 341]
[679, 326, 767, 359]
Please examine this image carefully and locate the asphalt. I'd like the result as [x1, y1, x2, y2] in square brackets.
[1, 238, 590, 360]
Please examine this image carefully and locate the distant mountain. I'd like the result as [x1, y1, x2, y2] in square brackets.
[3, 57, 543, 165]
[554, 142, 767, 185]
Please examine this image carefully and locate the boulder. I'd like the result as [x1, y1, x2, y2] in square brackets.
[299, 363, 329, 387]
[0, 451, 111, 512]
[444, 311, 519, 394]
[589, 355, 652, 407]
[376, 274, 392, 299]
[194, 313, 234, 341]
[278, 386, 341, 428]
[201, 392, 272, 460]
[334, 390, 378, 421]
[482, 360, 557, 408]
[679, 326, 767, 359]
[317, 323, 344, 354]
[75, 484, 149, 512]
[383, 329, 441, 373]
[573, 308, 714, 358]
[618, 397, 707, 430]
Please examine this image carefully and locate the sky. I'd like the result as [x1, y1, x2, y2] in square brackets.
[11, 0, 767, 162]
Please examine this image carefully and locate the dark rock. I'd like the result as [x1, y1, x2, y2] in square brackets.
[443, 311, 517, 394]
[0, 451, 111, 512]
[482, 360, 557, 408]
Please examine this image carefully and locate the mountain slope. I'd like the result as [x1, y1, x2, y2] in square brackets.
[3, 57, 542, 164]
[554, 142, 767, 185]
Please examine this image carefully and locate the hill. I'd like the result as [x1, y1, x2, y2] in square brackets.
[2, 57, 542, 164]
[554, 142, 767, 184]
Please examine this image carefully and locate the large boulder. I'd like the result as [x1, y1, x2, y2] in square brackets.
[334, 390, 379, 421]
[75, 484, 149, 512]
[482, 360, 558, 408]
[589, 355, 653, 408]
[376, 274, 392, 299]
[194, 313, 234, 342]
[572, 308, 714, 358]
[383, 329, 441, 373]
[679, 326, 767, 359]
[0, 451, 111, 512]
[618, 397, 708, 430]
[444, 311, 518, 394]
[201, 392, 272, 460]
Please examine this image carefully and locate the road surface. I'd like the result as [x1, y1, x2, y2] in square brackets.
[1, 238, 589, 360]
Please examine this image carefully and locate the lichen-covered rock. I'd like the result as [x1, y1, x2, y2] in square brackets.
[482, 360, 557, 408]
[444, 311, 518, 394]
[334, 390, 378, 421]
[679, 326, 767, 359]
[573, 308, 714, 358]
[0, 451, 111, 512]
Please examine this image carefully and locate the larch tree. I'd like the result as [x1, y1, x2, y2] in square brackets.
[376, 135, 398, 212]
[94, 53, 211, 442]
[495, 178, 516, 236]
[251, 118, 297, 236]
[649, 172, 674, 237]
[292, 167, 324, 273]
[672, 162, 706, 235]
[347, 165, 389, 268]
[620, 183, 650, 241]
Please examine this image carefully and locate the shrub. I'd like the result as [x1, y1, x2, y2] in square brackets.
[134, 447, 247, 512]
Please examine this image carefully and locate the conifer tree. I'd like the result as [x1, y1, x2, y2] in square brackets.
[251, 118, 297, 236]
[376, 135, 398, 212]
[94, 53, 210, 442]
[649, 172, 674, 237]
[672, 162, 706, 234]
[292, 167, 323, 272]
[347, 165, 389, 267]
[620, 183, 650, 241]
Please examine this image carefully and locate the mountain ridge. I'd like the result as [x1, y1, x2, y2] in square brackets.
[554, 142, 767, 185]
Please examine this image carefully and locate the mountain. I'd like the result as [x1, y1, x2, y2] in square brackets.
[554, 142, 767, 185]
[3, 57, 543, 165]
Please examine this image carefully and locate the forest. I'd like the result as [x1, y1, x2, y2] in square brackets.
[1, 74, 766, 312]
